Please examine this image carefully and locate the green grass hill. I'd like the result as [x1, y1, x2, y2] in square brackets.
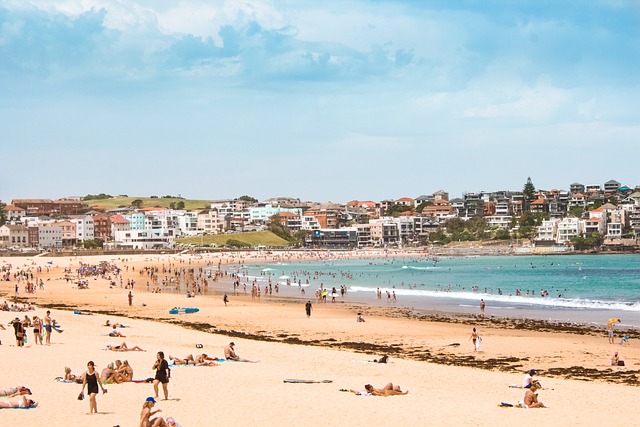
[176, 231, 290, 247]
[86, 196, 211, 211]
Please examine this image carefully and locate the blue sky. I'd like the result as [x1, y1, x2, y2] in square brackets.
[1, 0, 638, 204]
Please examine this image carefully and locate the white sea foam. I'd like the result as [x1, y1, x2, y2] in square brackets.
[401, 265, 440, 271]
[348, 286, 640, 311]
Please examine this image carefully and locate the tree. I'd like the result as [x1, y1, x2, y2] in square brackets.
[571, 233, 602, 250]
[415, 201, 433, 213]
[176, 201, 185, 210]
[523, 177, 536, 211]
[131, 199, 143, 209]
[268, 215, 292, 241]
[0, 201, 6, 226]
[238, 195, 258, 203]
[568, 206, 584, 218]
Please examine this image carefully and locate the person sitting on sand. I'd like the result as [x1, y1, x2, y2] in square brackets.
[140, 396, 166, 427]
[106, 342, 145, 352]
[350, 382, 408, 397]
[611, 351, 620, 366]
[109, 325, 126, 338]
[0, 395, 38, 409]
[118, 360, 133, 382]
[0, 386, 31, 398]
[523, 383, 545, 408]
[100, 363, 118, 383]
[64, 367, 79, 382]
[224, 342, 258, 363]
[522, 369, 538, 388]
[356, 312, 365, 322]
[620, 335, 629, 346]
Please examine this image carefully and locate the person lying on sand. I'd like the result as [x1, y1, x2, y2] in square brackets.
[350, 382, 408, 396]
[0, 395, 38, 408]
[170, 354, 217, 366]
[224, 342, 259, 363]
[109, 325, 126, 338]
[0, 386, 31, 397]
[106, 342, 145, 352]
[369, 355, 389, 363]
[105, 320, 128, 328]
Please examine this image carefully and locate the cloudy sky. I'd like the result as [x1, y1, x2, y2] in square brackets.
[1, 0, 638, 203]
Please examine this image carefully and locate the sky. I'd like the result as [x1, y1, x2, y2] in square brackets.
[1, 0, 639, 204]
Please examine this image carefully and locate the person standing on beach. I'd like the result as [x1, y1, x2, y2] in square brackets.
[44, 310, 53, 345]
[128, 291, 133, 307]
[223, 294, 229, 306]
[153, 352, 170, 400]
[480, 299, 485, 317]
[608, 318, 620, 344]
[305, 300, 312, 318]
[79, 361, 107, 414]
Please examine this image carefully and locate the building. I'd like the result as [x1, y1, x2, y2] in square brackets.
[3, 205, 26, 222]
[38, 224, 63, 248]
[92, 215, 112, 241]
[70, 215, 95, 242]
[11, 199, 88, 216]
[306, 228, 357, 248]
[0, 224, 30, 248]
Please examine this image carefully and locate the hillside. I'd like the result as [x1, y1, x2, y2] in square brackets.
[86, 196, 211, 211]
[176, 231, 290, 247]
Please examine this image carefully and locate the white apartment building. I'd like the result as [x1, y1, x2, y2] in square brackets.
[486, 216, 512, 230]
[248, 205, 302, 224]
[557, 217, 583, 243]
[70, 215, 95, 241]
[536, 219, 558, 242]
[177, 212, 200, 236]
[300, 215, 321, 231]
[0, 224, 30, 248]
[355, 223, 373, 247]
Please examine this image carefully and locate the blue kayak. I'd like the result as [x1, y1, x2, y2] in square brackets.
[169, 307, 200, 314]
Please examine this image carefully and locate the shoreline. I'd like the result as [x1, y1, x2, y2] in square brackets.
[2, 251, 640, 426]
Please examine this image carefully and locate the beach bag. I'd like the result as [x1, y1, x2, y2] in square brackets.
[618, 360, 625, 366]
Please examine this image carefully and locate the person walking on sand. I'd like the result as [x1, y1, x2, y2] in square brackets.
[128, 291, 134, 307]
[79, 361, 107, 414]
[223, 294, 229, 306]
[305, 300, 312, 318]
[469, 327, 479, 353]
[152, 352, 170, 400]
[480, 299, 485, 316]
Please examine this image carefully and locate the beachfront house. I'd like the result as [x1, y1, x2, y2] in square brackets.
[556, 217, 583, 243]
[0, 224, 30, 248]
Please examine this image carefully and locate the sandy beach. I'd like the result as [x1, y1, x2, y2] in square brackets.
[1, 252, 639, 426]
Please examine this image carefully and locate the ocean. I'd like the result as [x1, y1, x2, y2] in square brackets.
[227, 254, 640, 328]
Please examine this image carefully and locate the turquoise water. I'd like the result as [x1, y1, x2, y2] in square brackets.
[234, 254, 640, 327]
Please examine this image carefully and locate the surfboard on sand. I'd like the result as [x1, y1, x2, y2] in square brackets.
[283, 379, 332, 384]
[476, 336, 482, 351]
[169, 307, 200, 314]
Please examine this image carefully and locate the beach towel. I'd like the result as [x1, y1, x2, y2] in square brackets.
[283, 379, 332, 384]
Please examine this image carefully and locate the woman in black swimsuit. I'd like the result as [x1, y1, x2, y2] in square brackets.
[80, 361, 106, 414]
[152, 351, 170, 400]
